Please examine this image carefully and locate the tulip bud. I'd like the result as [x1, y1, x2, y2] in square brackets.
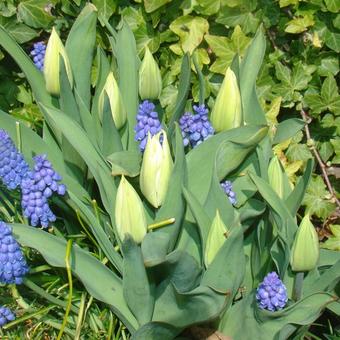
[210, 67, 242, 132]
[98, 72, 127, 129]
[115, 176, 147, 243]
[268, 156, 290, 199]
[44, 27, 73, 96]
[139, 46, 162, 100]
[140, 130, 173, 208]
[290, 214, 319, 272]
[204, 210, 229, 267]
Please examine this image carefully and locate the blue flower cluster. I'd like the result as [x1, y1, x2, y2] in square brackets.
[21, 155, 66, 228]
[0, 129, 29, 190]
[221, 180, 237, 206]
[256, 272, 288, 311]
[134, 100, 162, 151]
[30, 42, 46, 71]
[0, 306, 15, 327]
[179, 104, 215, 148]
[0, 221, 29, 285]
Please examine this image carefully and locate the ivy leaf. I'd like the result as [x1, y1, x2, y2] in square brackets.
[303, 176, 336, 219]
[317, 57, 339, 76]
[324, 29, 340, 53]
[2, 22, 38, 43]
[321, 225, 340, 251]
[285, 15, 315, 34]
[144, 0, 172, 13]
[324, 0, 340, 13]
[92, 0, 116, 25]
[279, 0, 299, 7]
[170, 15, 209, 54]
[331, 139, 340, 164]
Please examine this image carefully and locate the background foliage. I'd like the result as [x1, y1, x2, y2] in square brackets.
[0, 0, 339, 337]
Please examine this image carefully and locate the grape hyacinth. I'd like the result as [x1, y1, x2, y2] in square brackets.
[0, 306, 15, 327]
[134, 100, 162, 151]
[0, 129, 29, 190]
[256, 272, 288, 311]
[30, 42, 46, 71]
[179, 104, 214, 148]
[221, 180, 237, 206]
[0, 221, 29, 285]
[21, 155, 66, 228]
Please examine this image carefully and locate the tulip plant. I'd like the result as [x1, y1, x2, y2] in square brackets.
[0, 4, 339, 339]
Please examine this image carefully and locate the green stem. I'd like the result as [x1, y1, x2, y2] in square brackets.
[292, 271, 304, 301]
[15, 121, 21, 152]
[10, 284, 30, 309]
[148, 218, 175, 231]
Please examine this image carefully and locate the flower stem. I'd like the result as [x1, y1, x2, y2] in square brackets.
[148, 218, 175, 231]
[292, 271, 304, 301]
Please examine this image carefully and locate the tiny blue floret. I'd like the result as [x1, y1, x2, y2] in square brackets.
[220, 180, 237, 206]
[30, 41, 46, 71]
[0, 306, 15, 327]
[256, 272, 288, 311]
[0, 221, 29, 285]
[0, 129, 30, 190]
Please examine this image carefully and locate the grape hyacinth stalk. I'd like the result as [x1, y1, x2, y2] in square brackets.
[0, 129, 29, 190]
[256, 272, 288, 311]
[0, 221, 29, 285]
[21, 155, 66, 228]
[221, 180, 237, 206]
[134, 100, 162, 151]
[30, 42, 46, 71]
[0, 306, 15, 327]
[179, 104, 214, 148]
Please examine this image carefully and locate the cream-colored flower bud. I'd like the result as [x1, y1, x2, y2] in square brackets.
[139, 46, 162, 100]
[140, 130, 173, 208]
[290, 214, 319, 272]
[98, 72, 127, 129]
[268, 156, 290, 199]
[44, 27, 73, 96]
[204, 210, 229, 267]
[210, 67, 242, 132]
[115, 176, 147, 244]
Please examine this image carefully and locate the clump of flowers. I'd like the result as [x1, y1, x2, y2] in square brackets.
[0, 221, 29, 285]
[21, 155, 66, 228]
[256, 272, 288, 311]
[221, 180, 237, 206]
[30, 42, 46, 71]
[134, 100, 162, 151]
[179, 104, 214, 148]
[0, 306, 15, 327]
[0, 129, 29, 190]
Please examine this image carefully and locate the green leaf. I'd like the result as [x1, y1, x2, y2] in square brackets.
[273, 118, 305, 144]
[141, 233, 170, 267]
[11, 224, 138, 332]
[324, 0, 340, 13]
[169, 15, 209, 54]
[107, 150, 141, 177]
[321, 226, 340, 251]
[144, 0, 172, 13]
[17, 0, 54, 28]
[122, 237, 154, 326]
[2, 22, 38, 43]
[303, 176, 336, 219]
[285, 15, 314, 34]
[317, 57, 339, 76]
[92, 0, 116, 25]
[324, 30, 340, 53]
[131, 322, 179, 340]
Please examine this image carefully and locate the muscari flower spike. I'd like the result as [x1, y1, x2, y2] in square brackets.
[30, 41, 46, 71]
[221, 180, 237, 206]
[179, 104, 214, 148]
[0, 306, 15, 327]
[0, 129, 29, 190]
[134, 100, 162, 152]
[0, 221, 29, 285]
[256, 272, 288, 311]
[21, 155, 66, 228]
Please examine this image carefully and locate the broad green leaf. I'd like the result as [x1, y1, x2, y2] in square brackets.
[122, 237, 154, 326]
[317, 57, 339, 76]
[324, 0, 340, 13]
[141, 232, 170, 267]
[17, 0, 54, 29]
[108, 150, 141, 177]
[285, 15, 314, 34]
[144, 0, 172, 13]
[92, 0, 116, 25]
[11, 224, 138, 332]
[2, 22, 38, 43]
[324, 30, 340, 53]
[66, 4, 97, 109]
[169, 15, 209, 54]
[131, 322, 179, 340]
[273, 118, 305, 144]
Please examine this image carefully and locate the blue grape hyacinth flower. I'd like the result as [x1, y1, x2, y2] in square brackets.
[0, 306, 15, 327]
[221, 180, 237, 206]
[0, 129, 29, 190]
[256, 272, 288, 311]
[30, 42, 46, 71]
[21, 155, 66, 228]
[134, 100, 162, 151]
[179, 104, 214, 148]
[0, 221, 29, 285]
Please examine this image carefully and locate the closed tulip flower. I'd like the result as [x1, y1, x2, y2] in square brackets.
[140, 130, 173, 208]
[44, 27, 73, 96]
[210, 67, 242, 132]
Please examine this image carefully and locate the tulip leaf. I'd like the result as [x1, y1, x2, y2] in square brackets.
[219, 292, 335, 340]
[131, 322, 179, 340]
[239, 198, 266, 223]
[122, 237, 155, 326]
[65, 4, 97, 109]
[108, 150, 141, 177]
[141, 232, 170, 267]
[11, 224, 138, 332]
[273, 118, 305, 145]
